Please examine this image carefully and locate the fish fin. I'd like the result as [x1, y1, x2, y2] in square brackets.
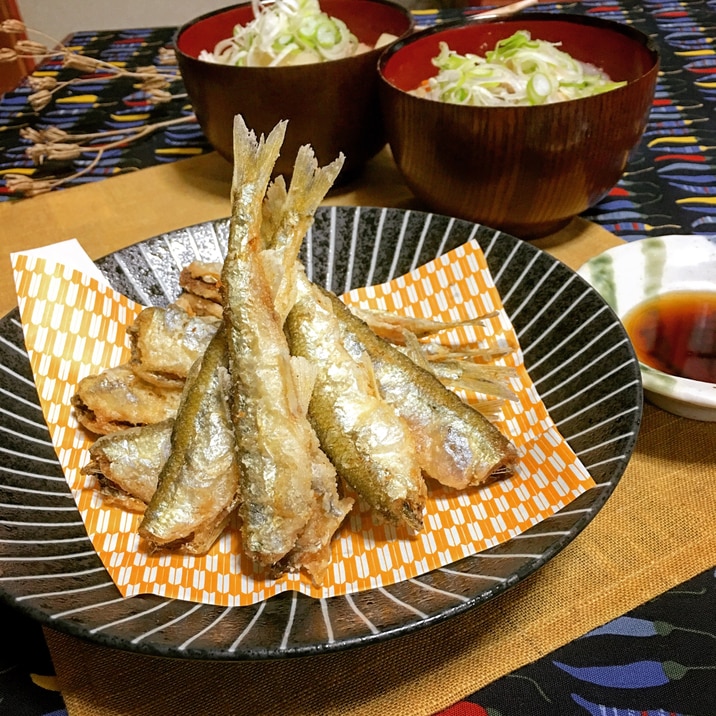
[290, 355, 318, 415]
[281, 146, 345, 257]
[276, 449, 354, 585]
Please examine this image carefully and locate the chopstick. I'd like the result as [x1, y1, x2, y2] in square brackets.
[466, 0, 540, 22]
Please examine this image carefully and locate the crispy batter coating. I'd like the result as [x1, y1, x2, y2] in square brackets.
[173, 292, 223, 319]
[179, 261, 223, 303]
[72, 365, 182, 435]
[81, 420, 174, 512]
[128, 305, 219, 387]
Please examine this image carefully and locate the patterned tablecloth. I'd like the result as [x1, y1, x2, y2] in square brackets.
[0, 1, 714, 715]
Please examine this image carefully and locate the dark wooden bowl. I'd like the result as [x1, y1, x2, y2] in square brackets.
[378, 13, 659, 238]
[175, 0, 414, 182]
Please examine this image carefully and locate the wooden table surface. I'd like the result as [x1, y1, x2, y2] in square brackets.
[0, 147, 622, 317]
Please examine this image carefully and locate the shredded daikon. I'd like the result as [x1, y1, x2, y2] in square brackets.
[414, 30, 626, 106]
[199, 0, 368, 67]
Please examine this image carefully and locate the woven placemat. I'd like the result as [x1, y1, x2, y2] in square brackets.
[44, 402, 716, 716]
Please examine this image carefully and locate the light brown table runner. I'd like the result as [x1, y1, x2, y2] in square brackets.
[0, 148, 416, 317]
[2, 149, 713, 716]
[0, 148, 612, 316]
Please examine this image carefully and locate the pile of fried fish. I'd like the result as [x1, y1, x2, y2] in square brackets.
[72, 116, 518, 586]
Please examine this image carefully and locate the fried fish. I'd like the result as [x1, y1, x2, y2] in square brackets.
[173, 261, 224, 319]
[254, 142, 354, 581]
[139, 327, 241, 555]
[128, 305, 220, 388]
[285, 271, 425, 530]
[324, 288, 518, 490]
[221, 117, 328, 567]
[81, 419, 174, 512]
[179, 261, 223, 303]
[72, 364, 183, 435]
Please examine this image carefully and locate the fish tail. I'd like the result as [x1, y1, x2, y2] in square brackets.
[229, 115, 287, 255]
[231, 114, 286, 194]
[267, 146, 345, 261]
[262, 147, 345, 319]
[288, 145, 345, 218]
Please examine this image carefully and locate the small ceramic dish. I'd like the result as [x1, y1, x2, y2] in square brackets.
[578, 234, 716, 421]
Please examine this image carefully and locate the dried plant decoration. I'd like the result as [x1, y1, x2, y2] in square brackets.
[0, 20, 202, 199]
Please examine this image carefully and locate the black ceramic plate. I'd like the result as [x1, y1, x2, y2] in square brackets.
[0, 207, 641, 659]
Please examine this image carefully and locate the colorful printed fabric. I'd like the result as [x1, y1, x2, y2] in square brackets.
[2, 0, 716, 242]
[0, 26, 211, 200]
[436, 567, 716, 716]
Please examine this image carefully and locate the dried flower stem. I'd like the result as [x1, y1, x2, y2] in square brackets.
[2, 21, 180, 84]
[7, 114, 199, 197]
[79, 115, 196, 151]
[2, 21, 198, 199]
[57, 114, 192, 146]
[25, 114, 196, 162]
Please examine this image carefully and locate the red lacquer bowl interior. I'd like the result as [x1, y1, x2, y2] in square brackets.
[177, 0, 410, 57]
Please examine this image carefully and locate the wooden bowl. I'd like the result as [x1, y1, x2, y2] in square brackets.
[378, 13, 659, 238]
[175, 0, 414, 182]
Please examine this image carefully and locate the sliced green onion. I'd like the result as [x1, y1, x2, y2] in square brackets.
[418, 31, 626, 107]
[202, 0, 360, 67]
[527, 73, 552, 104]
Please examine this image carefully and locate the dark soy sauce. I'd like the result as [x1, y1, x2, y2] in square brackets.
[623, 291, 716, 384]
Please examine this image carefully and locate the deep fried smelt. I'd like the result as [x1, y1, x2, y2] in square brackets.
[173, 292, 223, 319]
[179, 261, 223, 303]
[285, 272, 425, 530]
[350, 305, 499, 345]
[139, 328, 240, 555]
[325, 289, 519, 490]
[257, 144, 354, 580]
[128, 305, 219, 387]
[221, 117, 318, 567]
[72, 365, 182, 435]
[81, 420, 174, 512]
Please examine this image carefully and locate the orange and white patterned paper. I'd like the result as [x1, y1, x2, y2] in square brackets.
[11, 239, 595, 606]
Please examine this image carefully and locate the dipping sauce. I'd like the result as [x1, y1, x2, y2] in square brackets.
[623, 291, 716, 384]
